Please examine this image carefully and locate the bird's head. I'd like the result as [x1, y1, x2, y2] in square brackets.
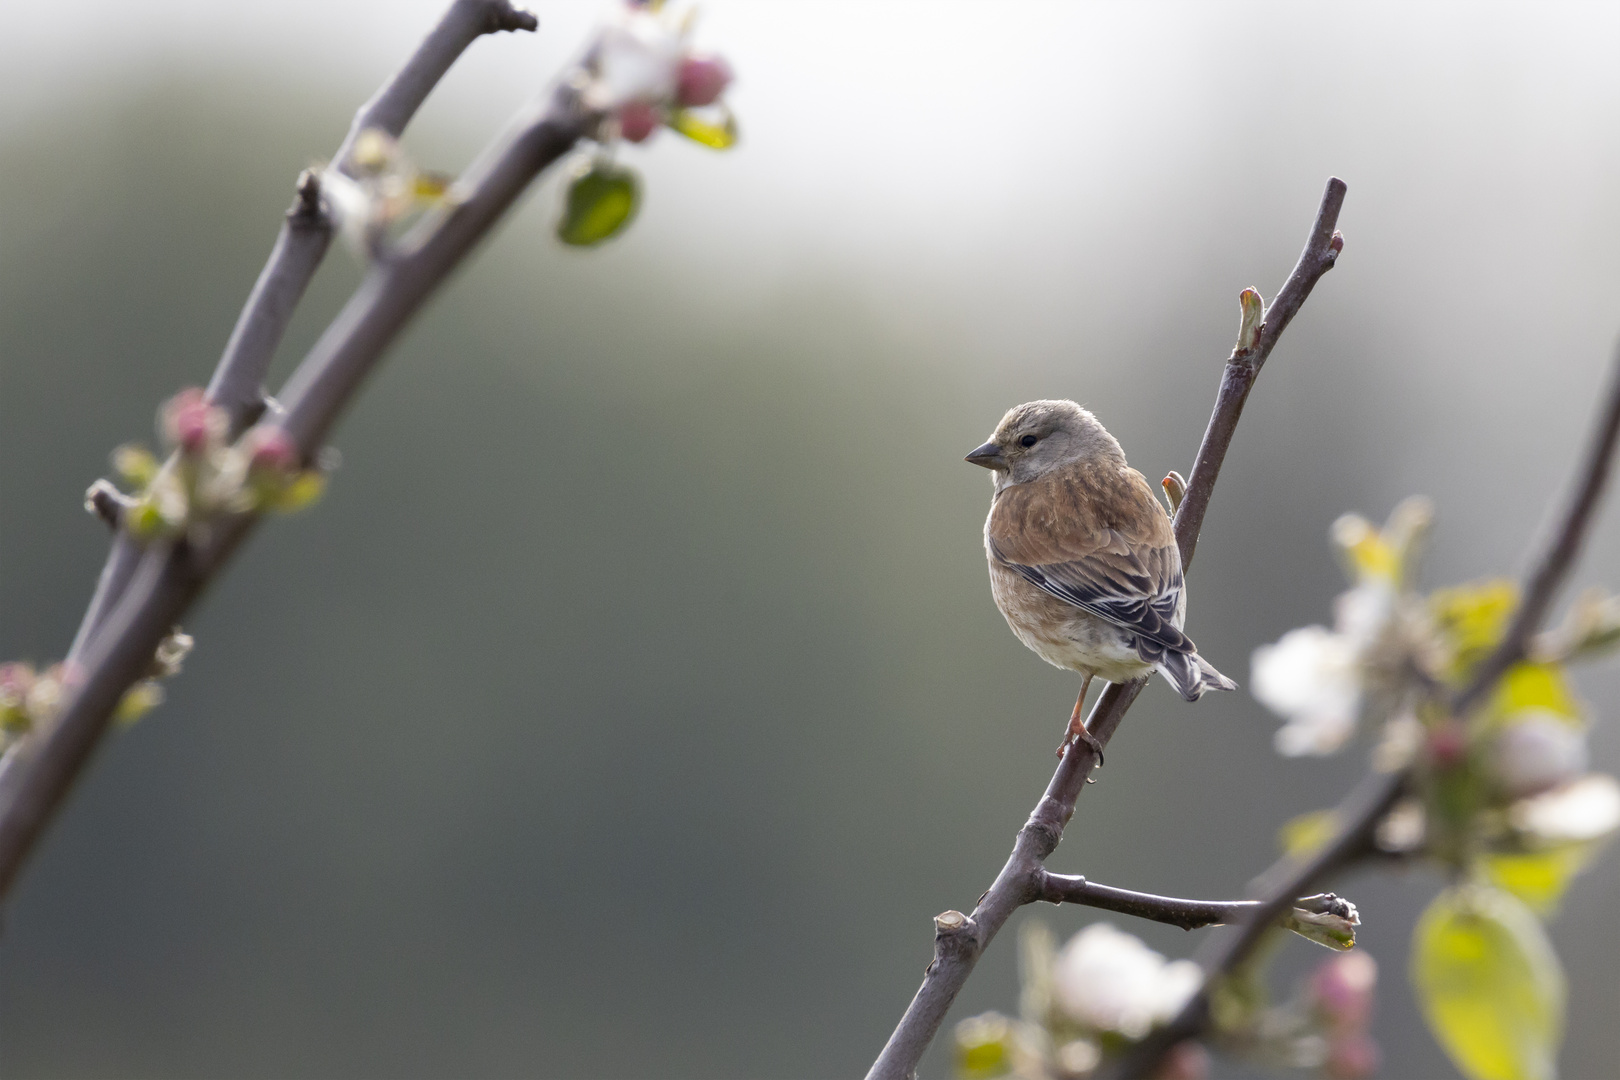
[965, 399, 1124, 487]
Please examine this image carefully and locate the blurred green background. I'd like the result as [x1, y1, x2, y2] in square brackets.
[3, 2, 1619, 1077]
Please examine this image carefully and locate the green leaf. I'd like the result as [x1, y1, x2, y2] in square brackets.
[115, 680, 164, 725]
[1332, 513, 1398, 582]
[668, 106, 738, 149]
[1491, 663, 1581, 725]
[1411, 885, 1565, 1080]
[112, 444, 159, 487]
[1484, 848, 1592, 916]
[953, 1013, 1012, 1078]
[557, 161, 640, 247]
[1431, 581, 1519, 679]
[1279, 808, 1338, 858]
[266, 471, 326, 513]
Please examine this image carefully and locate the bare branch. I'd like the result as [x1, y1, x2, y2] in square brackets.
[0, 45, 597, 903]
[1039, 872, 1352, 934]
[1117, 347, 1620, 1078]
[1452, 348, 1620, 713]
[204, 169, 333, 425]
[60, 1, 539, 680]
[863, 179, 1348, 1080]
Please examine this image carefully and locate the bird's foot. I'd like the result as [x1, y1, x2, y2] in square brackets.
[1057, 720, 1105, 766]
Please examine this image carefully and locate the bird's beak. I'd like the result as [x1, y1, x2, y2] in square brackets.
[965, 441, 1008, 470]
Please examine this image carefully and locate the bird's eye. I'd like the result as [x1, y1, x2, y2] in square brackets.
[1019, 434, 1039, 448]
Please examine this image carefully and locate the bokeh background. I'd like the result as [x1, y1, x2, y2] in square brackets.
[3, 2, 1619, 1077]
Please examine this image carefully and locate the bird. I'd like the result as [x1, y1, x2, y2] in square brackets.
[965, 399, 1235, 756]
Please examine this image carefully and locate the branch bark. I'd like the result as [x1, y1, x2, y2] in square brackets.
[1115, 346, 1620, 1079]
[1040, 872, 1351, 934]
[0, 10, 595, 903]
[1452, 348, 1620, 714]
[863, 178, 1347, 1080]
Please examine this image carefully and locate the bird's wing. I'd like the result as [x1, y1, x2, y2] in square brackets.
[987, 462, 1189, 652]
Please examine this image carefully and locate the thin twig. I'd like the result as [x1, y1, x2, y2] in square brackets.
[0, 30, 597, 903]
[1104, 770, 1402, 1079]
[862, 178, 1347, 1080]
[333, 0, 538, 175]
[1039, 872, 1350, 934]
[1117, 347, 1620, 1079]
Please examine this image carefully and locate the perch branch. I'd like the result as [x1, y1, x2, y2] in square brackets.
[863, 178, 1347, 1080]
[1116, 346, 1620, 1079]
[1040, 872, 1351, 934]
[0, 25, 598, 903]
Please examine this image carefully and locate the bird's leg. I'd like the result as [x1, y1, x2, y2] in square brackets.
[1058, 673, 1105, 764]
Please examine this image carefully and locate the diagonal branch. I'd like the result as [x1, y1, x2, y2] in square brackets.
[0, 28, 599, 904]
[64, 0, 537, 671]
[863, 178, 1347, 1080]
[215, 0, 538, 423]
[1116, 346, 1620, 1079]
[1452, 347, 1620, 714]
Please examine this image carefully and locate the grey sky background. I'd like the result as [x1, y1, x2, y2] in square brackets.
[3, 3, 1620, 1077]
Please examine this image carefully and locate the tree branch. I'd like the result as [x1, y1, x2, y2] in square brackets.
[334, 0, 538, 175]
[0, 22, 597, 903]
[1039, 872, 1351, 934]
[64, 0, 537, 675]
[1452, 347, 1620, 714]
[1115, 345, 1620, 1079]
[863, 178, 1347, 1080]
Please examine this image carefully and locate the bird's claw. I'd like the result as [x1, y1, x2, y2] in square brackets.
[1057, 724, 1105, 766]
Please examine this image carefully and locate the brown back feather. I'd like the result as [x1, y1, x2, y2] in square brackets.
[989, 461, 1175, 569]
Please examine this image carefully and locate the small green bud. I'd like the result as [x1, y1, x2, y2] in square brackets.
[112, 444, 159, 487]
[115, 680, 164, 725]
[1236, 287, 1264, 351]
[1162, 470, 1187, 513]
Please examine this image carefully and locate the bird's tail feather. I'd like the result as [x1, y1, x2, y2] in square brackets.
[1155, 650, 1238, 702]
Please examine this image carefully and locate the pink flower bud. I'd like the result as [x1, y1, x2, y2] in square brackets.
[618, 101, 661, 143]
[161, 388, 224, 455]
[1151, 1041, 1210, 1080]
[246, 427, 300, 475]
[1426, 719, 1469, 768]
[1311, 951, 1377, 1030]
[1324, 1033, 1380, 1079]
[676, 55, 732, 108]
[0, 663, 34, 705]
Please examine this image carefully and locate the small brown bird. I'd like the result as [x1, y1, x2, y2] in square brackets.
[967, 399, 1235, 755]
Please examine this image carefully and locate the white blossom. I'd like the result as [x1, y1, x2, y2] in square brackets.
[1509, 773, 1620, 843]
[1252, 573, 1406, 757]
[587, 4, 688, 110]
[1253, 625, 1361, 756]
[1055, 1039, 1101, 1075]
[1489, 714, 1589, 799]
[1374, 797, 1427, 853]
[1051, 923, 1201, 1039]
[1334, 580, 1397, 652]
